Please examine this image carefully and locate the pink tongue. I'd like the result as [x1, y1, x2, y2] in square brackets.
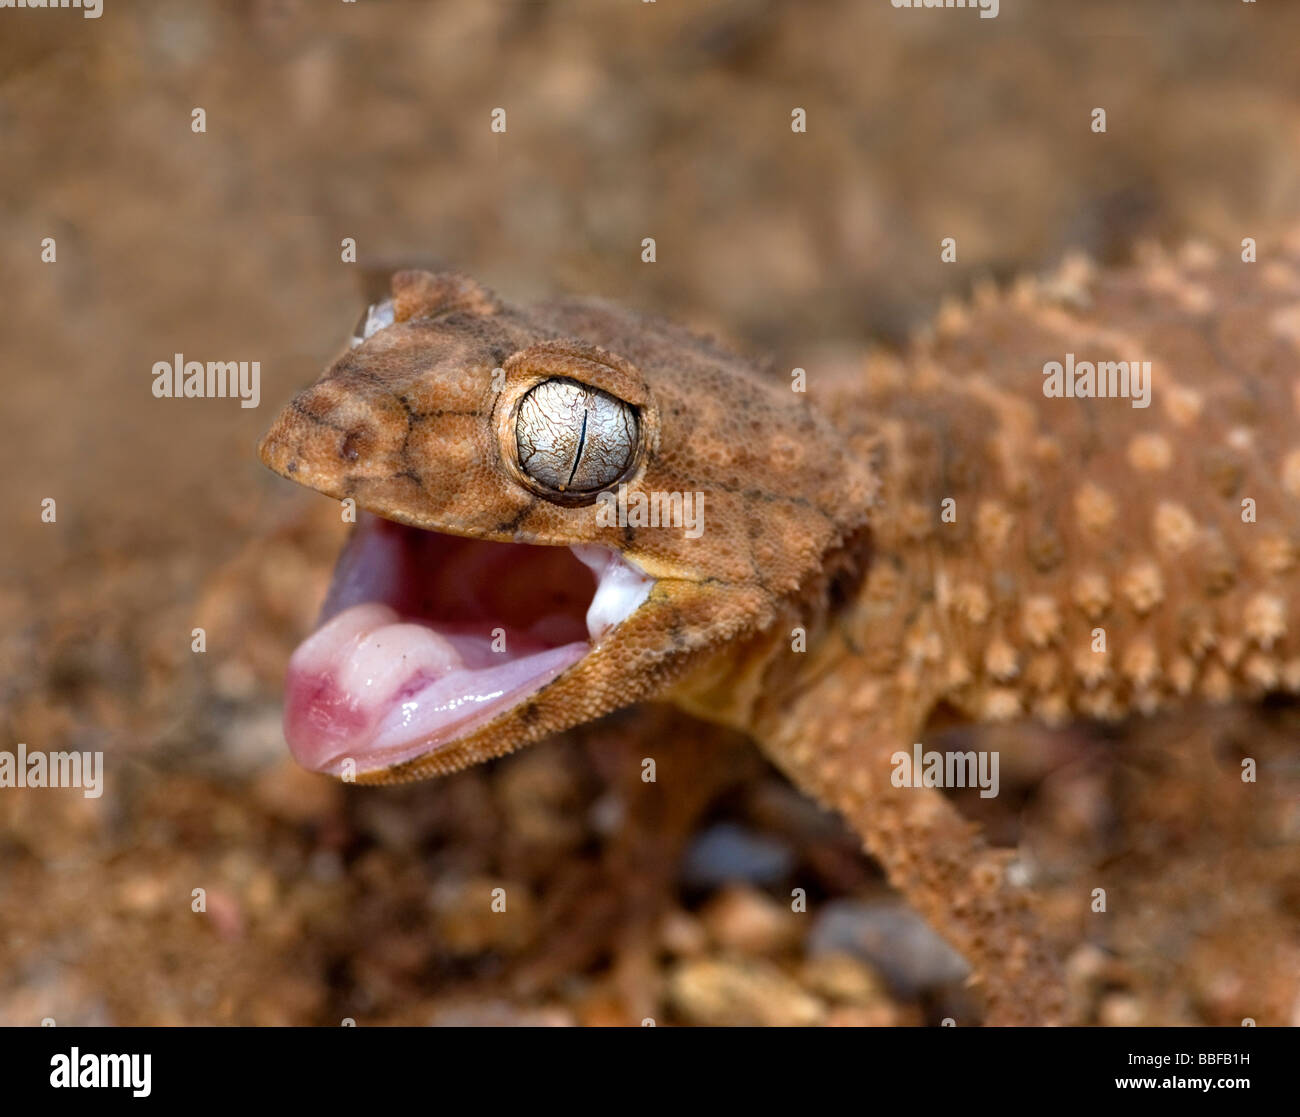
[284, 603, 586, 775]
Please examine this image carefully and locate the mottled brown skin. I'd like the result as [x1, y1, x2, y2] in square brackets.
[260, 241, 1300, 1024]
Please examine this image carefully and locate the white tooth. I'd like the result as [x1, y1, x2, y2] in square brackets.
[351, 299, 395, 347]
[571, 545, 654, 640]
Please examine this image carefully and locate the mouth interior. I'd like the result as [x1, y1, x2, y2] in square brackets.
[284, 511, 652, 775]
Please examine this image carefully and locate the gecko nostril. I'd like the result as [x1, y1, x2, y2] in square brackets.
[340, 430, 366, 462]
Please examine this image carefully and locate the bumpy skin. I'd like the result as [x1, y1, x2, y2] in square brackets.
[260, 241, 1300, 1024]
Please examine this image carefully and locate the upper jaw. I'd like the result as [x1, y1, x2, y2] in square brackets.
[282, 511, 654, 778]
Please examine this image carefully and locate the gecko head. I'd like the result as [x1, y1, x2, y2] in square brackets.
[258, 271, 874, 782]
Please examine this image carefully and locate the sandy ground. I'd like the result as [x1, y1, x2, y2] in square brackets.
[1, 0, 1298, 1025]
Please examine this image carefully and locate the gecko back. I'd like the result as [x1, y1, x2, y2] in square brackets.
[825, 237, 1300, 727]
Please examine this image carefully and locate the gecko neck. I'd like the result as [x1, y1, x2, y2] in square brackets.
[667, 525, 876, 741]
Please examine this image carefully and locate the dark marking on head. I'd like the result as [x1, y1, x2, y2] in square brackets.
[291, 396, 348, 433]
[494, 500, 536, 536]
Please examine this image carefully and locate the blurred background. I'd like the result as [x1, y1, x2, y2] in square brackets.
[1, 0, 1298, 1025]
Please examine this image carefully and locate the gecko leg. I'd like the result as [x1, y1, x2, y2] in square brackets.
[513, 709, 749, 1021]
[757, 690, 1066, 1026]
[592, 712, 754, 1022]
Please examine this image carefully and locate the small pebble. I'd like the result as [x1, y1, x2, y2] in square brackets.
[700, 885, 801, 954]
[668, 958, 825, 1027]
[681, 822, 794, 889]
[807, 899, 968, 998]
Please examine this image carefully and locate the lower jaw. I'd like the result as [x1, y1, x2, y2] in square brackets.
[284, 600, 589, 775]
[281, 512, 651, 776]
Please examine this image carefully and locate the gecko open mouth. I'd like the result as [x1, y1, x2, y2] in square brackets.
[285, 511, 653, 776]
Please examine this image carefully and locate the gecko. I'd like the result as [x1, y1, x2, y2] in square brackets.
[258, 241, 1300, 1025]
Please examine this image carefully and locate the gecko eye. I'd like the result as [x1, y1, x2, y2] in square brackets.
[515, 377, 638, 495]
[349, 299, 395, 348]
